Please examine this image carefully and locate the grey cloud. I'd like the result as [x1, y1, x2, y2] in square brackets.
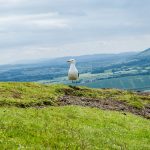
[0, 0, 150, 63]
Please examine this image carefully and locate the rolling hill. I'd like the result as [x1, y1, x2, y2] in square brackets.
[134, 48, 150, 60]
[0, 48, 150, 91]
[0, 51, 137, 82]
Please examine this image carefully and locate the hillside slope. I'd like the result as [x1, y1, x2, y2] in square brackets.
[135, 48, 150, 60]
[0, 83, 150, 149]
[0, 51, 136, 82]
[0, 82, 150, 118]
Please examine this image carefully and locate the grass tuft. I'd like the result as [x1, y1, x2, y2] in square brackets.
[0, 106, 150, 149]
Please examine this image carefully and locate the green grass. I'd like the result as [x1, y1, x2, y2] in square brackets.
[0, 82, 150, 109]
[0, 82, 66, 107]
[0, 106, 150, 150]
[0, 82, 150, 149]
[59, 85, 150, 109]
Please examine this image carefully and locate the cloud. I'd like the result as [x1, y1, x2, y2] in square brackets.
[0, 0, 150, 64]
[1, 34, 150, 64]
[0, 12, 69, 31]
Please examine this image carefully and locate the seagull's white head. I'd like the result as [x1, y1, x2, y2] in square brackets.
[67, 59, 76, 64]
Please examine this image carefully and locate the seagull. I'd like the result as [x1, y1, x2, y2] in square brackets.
[67, 59, 79, 82]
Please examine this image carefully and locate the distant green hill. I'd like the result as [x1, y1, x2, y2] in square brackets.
[135, 48, 150, 59]
[125, 48, 150, 67]
[77, 48, 150, 90]
[0, 48, 150, 91]
[0, 51, 137, 82]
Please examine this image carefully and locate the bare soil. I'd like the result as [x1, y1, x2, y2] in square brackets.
[58, 95, 150, 119]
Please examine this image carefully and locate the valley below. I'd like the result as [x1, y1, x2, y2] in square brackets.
[0, 48, 150, 91]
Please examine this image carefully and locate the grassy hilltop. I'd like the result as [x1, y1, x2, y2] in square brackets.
[0, 82, 150, 149]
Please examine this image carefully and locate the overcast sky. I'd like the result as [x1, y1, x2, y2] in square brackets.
[0, 0, 150, 64]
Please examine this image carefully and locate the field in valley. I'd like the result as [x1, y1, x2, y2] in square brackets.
[82, 75, 150, 90]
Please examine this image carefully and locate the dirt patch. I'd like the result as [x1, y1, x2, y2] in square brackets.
[58, 95, 150, 119]
[11, 90, 22, 99]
